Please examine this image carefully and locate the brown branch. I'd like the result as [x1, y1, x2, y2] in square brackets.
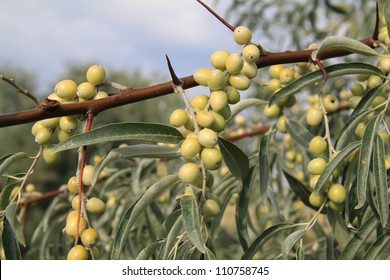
[0, 74, 40, 105]
[19, 189, 67, 206]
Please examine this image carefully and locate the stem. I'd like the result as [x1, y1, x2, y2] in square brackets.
[195, 0, 235, 31]
[317, 91, 336, 157]
[0, 74, 40, 105]
[101, 80, 128, 91]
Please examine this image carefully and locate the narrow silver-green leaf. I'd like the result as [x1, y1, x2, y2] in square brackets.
[218, 137, 249, 182]
[384, 1, 390, 42]
[91, 144, 180, 185]
[315, 141, 361, 194]
[230, 98, 267, 120]
[0, 152, 29, 176]
[269, 63, 384, 106]
[0, 182, 19, 211]
[351, 84, 386, 118]
[363, 233, 390, 260]
[241, 223, 297, 260]
[204, 247, 216, 260]
[356, 116, 381, 209]
[286, 119, 314, 148]
[4, 202, 26, 247]
[111, 174, 180, 259]
[339, 215, 379, 260]
[311, 36, 382, 61]
[157, 216, 183, 260]
[1, 216, 22, 260]
[136, 240, 164, 260]
[327, 209, 352, 250]
[282, 229, 306, 259]
[180, 195, 206, 254]
[259, 134, 270, 199]
[373, 135, 389, 227]
[54, 122, 184, 152]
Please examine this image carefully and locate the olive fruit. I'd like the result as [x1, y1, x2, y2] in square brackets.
[309, 136, 327, 155]
[197, 128, 218, 148]
[178, 162, 201, 184]
[170, 108, 188, 127]
[201, 147, 223, 170]
[81, 228, 99, 247]
[180, 137, 201, 160]
[86, 65, 105, 85]
[201, 199, 221, 217]
[86, 197, 106, 214]
[55, 79, 77, 100]
[309, 192, 326, 207]
[67, 245, 88, 260]
[233, 26, 252, 45]
[328, 183, 346, 203]
[210, 50, 230, 70]
[307, 157, 327, 175]
[82, 165, 95, 186]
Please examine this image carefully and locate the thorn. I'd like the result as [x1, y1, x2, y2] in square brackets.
[372, 1, 379, 40]
[165, 55, 183, 86]
[312, 58, 329, 85]
[196, 0, 235, 32]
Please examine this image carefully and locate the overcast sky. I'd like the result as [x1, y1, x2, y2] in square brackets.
[0, 0, 238, 94]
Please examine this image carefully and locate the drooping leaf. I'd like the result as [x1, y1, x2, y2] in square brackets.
[373, 136, 389, 228]
[157, 215, 183, 259]
[229, 98, 267, 120]
[0, 152, 29, 176]
[356, 116, 381, 209]
[218, 137, 249, 182]
[327, 209, 352, 250]
[269, 63, 384, 106]
[91, 144, 180, 185]
[136, 240, 164, 260]
[363, 233, 390, 260]
[282, 229, 306, 259]
[111, 174, 180, 259]
[339, 215, 379, 260]
[0, 182, 19, 211]
[4, 202, 26, 247]
[285, 119, 314, 148]
[1, 216, 22, 260]
[311, 36, 383, 61]
[180, 195, 205, 254]
[54, 122, 184, 152]
[258, 134, 271, 199]
[241, 223, 297, 260]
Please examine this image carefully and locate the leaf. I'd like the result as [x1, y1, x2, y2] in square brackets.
[0, 182, 19, 211]
[285, 119, 314, 148]
[356, 116, 381, 209]
[236, 166, 256, 251]
[54, 122, 184, 152]
[1, 216, 22, 260]
[282, 229, 306, 259]
[350, 84, 386, 118]
[269, 63, 384, 106]
[314, 141, 361, 194]
[339, 215, 379, 260]
[157, 215, 183, 260]
[384, 1, 390, 42]
[218, 137, 249, 181]
[111, 174, 180, 259]
[327, 209, 352, 250]
[229, 98, 267, 120]
[241, 223, 297, 260]
[180, 195, 205, 254]
[136, 241, 164, 260]
[259, 134, 271, 199]
[91, 144, 180, 185]
[373, 135, 389, 228]
[0, 152, 29, 176]
[363, 233, 390, 260]
[311, 36, 383, 61]
[4, 202, 26, 247]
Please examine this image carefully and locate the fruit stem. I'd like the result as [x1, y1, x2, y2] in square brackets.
[317, 91, 337, 157]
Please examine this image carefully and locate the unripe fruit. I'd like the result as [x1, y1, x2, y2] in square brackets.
[268, 79, 281, 92]
[41, 117, 60, 129]
[219, 104, 231, 120]
[190, 94, 209, 110]
[225, 86, 240, 104]
[348, 96, 362, 109]
[65, 215, 86, 237]
[354, 122, 365, 139]
[194, 68, 212, 86]
[25, 183, 35, 193]
[201, 147, 223, 170]
[86, 65, 105, 85]
[196, 110, 214, 128]
[210, 50, 230, 70]
[170, 109, 188, 127]
[59, 116, 78, 132]
[309, 136, 327, 155]
[328, 183, 346, 203]
[210, 111, 226, 133]
[356, 73, 370, 82]
[55, 80, 77, 99]
[276, 115, 287, 133]
[180, 137, 201, 160]
[229, 73, 250, 90]
[184, 113, 195, 131]
[82, 165, 95, 186]
[328, 201, 344, 212]
[31, 121, 45, 136]
[197, 128, 218, 148]
[178, 162, 201, 184]
[371, 96, 386, 108]
[210, 90, 228, 112]
[307, 157, 327, 175]
[68, 176, 78, 194]
[309, 175, 320, 189]
[93, 91, 109, 100]
[225, 53, 244, 75]
[57, 129, 73, 142]
[71, 195, 80, 210]
[279, 68, 294, 84]
[233, 26, 252, 45]
[77, 82, 96, 99]
[350, 83, 365, 96]
[269, 65, 284, 79]
[202, 199, 221, 217]
[81, 228, 99, 247]
[67, 245, 88, 260]
[264, 104, 281, 118]
[367, 75, 382, 88]
[207, 69, 226, 90]
[234, 115, 246, 126]
[242, 44, 260, 62]
[35, 128, 53, 145]
[322, 94, 340, 113]
[86, 197, 106, 214]
[241, 60, 258, 79]
[42, 145, 60, 164]
[47, 92, 64, 103]
[66, 210, 79, 223]
[306, 107, 323, 126]
[309, 192, 326, 207]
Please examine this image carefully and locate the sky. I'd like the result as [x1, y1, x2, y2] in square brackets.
[0, 0, 238, 94]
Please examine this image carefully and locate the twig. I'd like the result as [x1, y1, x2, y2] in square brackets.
[0, 74, 39, 105]
[195, 0, 235, 31]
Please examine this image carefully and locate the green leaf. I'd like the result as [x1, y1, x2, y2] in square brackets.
[384, 1, 390, 42]
[259, 134, 270, 199]
[1, 216, 22, 260]
[236, 166, 256, 251]
[157, 215, 183, 260]
[204, 247, 216, 260]
[351, 84, 386, 118]
[356, 116, 381, 209]
[0, 152, 29, 176]
[269, 63, 384, 106]
[4, 202, 26, 247]
[229, 98, 267, 120]
[282, 229, 306, 259]
[311, 36, 382, 61]
[0, 182, 19, 211]
[136, 240, 164, 260]
[339, 215, 379, 260]
[111, 174, 180, 259]
[363, 233, 390, 260]
[218, 137, 249, 181]
[327, 209, 352, 250]
[180, 195, 206, 254]
[241, 223, 297, 260]
[296, 245, 305, 260]
[314, 141, 361, 194]
[285, 119, 314, 148]
[91, 144, 180, 185]
[373, 135, 389, 228]
[54, 122, 184, 152]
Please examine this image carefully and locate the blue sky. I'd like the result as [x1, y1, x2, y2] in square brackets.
[0, 0, 239, 94]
